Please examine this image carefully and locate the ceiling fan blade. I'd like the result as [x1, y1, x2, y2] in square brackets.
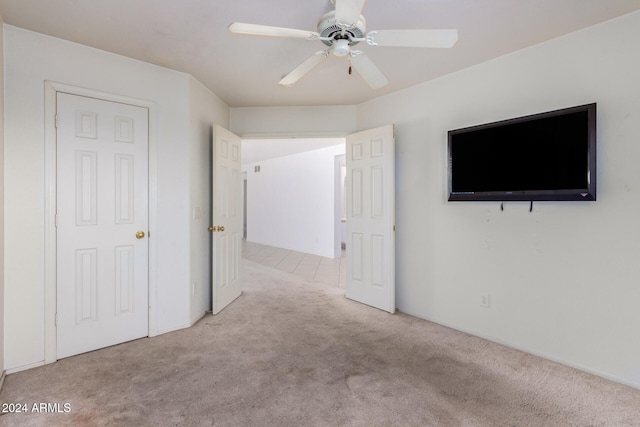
[228, 22, 319, 39]
[279, 51, 329, 86]
[350, 51, 389, 90]
[335, 0, 368, 26]
[367, 29, 459, 48]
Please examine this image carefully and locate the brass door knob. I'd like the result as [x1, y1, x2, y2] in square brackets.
[208, 226, 214, 232]
[217, 226, 225, 232]
[136, 231, 145, 239]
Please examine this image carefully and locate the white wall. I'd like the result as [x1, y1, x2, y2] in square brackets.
[244, 144, 345, 258]
[3, 25, 198, 371]
[243, 138, 346, 165]
[357, 11, 640, 388]
[0, 13, 5, 381]
[230, 105, 356, 138]
[188, 77, 230, 323]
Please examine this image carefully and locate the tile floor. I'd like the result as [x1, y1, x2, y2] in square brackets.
[242, 240, 346, 289]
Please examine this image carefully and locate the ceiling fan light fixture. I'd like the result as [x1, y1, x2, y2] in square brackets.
[332, 39, 351, 57]
[229, 0, 459, 89]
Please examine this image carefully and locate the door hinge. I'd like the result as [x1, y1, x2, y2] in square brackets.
[55, 312, 58, 327]
[55, 114, 59, 128]
[55, 213, 59, 227]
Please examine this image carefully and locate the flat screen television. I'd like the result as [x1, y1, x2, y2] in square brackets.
[448, 103, 596, 202]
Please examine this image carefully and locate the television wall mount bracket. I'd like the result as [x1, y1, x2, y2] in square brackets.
[500, 201, 534, 212]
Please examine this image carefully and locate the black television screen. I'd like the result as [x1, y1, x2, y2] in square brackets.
[448, 103, 596, 201]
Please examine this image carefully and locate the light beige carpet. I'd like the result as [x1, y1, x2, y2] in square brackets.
[1, 258, 639, 426]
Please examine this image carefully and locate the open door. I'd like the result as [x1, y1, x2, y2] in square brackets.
[211, 125, 243, 314]
[345, 125, 395, 313]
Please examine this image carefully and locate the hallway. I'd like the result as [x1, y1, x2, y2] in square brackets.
[242, 241, 346, 289]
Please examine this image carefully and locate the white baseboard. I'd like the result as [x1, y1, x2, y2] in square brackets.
[5, 360, 45, 375]
[154, 322, 192, 336]
[152, 311, 210, 337]
[190, 311, 208, 327]
[398, 308, 640, 391]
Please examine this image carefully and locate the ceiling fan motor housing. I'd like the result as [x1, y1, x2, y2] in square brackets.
[317, 11, 366, 46]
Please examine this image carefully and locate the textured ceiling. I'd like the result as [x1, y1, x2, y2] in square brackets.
[1, 0, 639, 107]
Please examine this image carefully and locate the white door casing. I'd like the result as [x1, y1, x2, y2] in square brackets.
[345, 125, 396, 313]
[56, 92, 149, 359]
[211, 125, 243, 314]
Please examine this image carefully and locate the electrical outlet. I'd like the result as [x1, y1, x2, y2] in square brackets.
[480, 294, 490, 308]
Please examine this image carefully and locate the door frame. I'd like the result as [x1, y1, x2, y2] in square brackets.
[334, 153, 346, 259]
[43, 81, 159, 364]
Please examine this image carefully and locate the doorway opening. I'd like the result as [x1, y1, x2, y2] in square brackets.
[241, 137, 346, 287]
[241, 137, 345, 258]
[238, 125, 395, 313]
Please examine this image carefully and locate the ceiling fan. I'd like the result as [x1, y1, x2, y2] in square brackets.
[228, 0, 458, 90]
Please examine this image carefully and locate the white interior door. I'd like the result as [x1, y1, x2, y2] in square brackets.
[56, 92, 149, 359]
[345, 125, 395, 313]
[211, 125, 243, 314]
